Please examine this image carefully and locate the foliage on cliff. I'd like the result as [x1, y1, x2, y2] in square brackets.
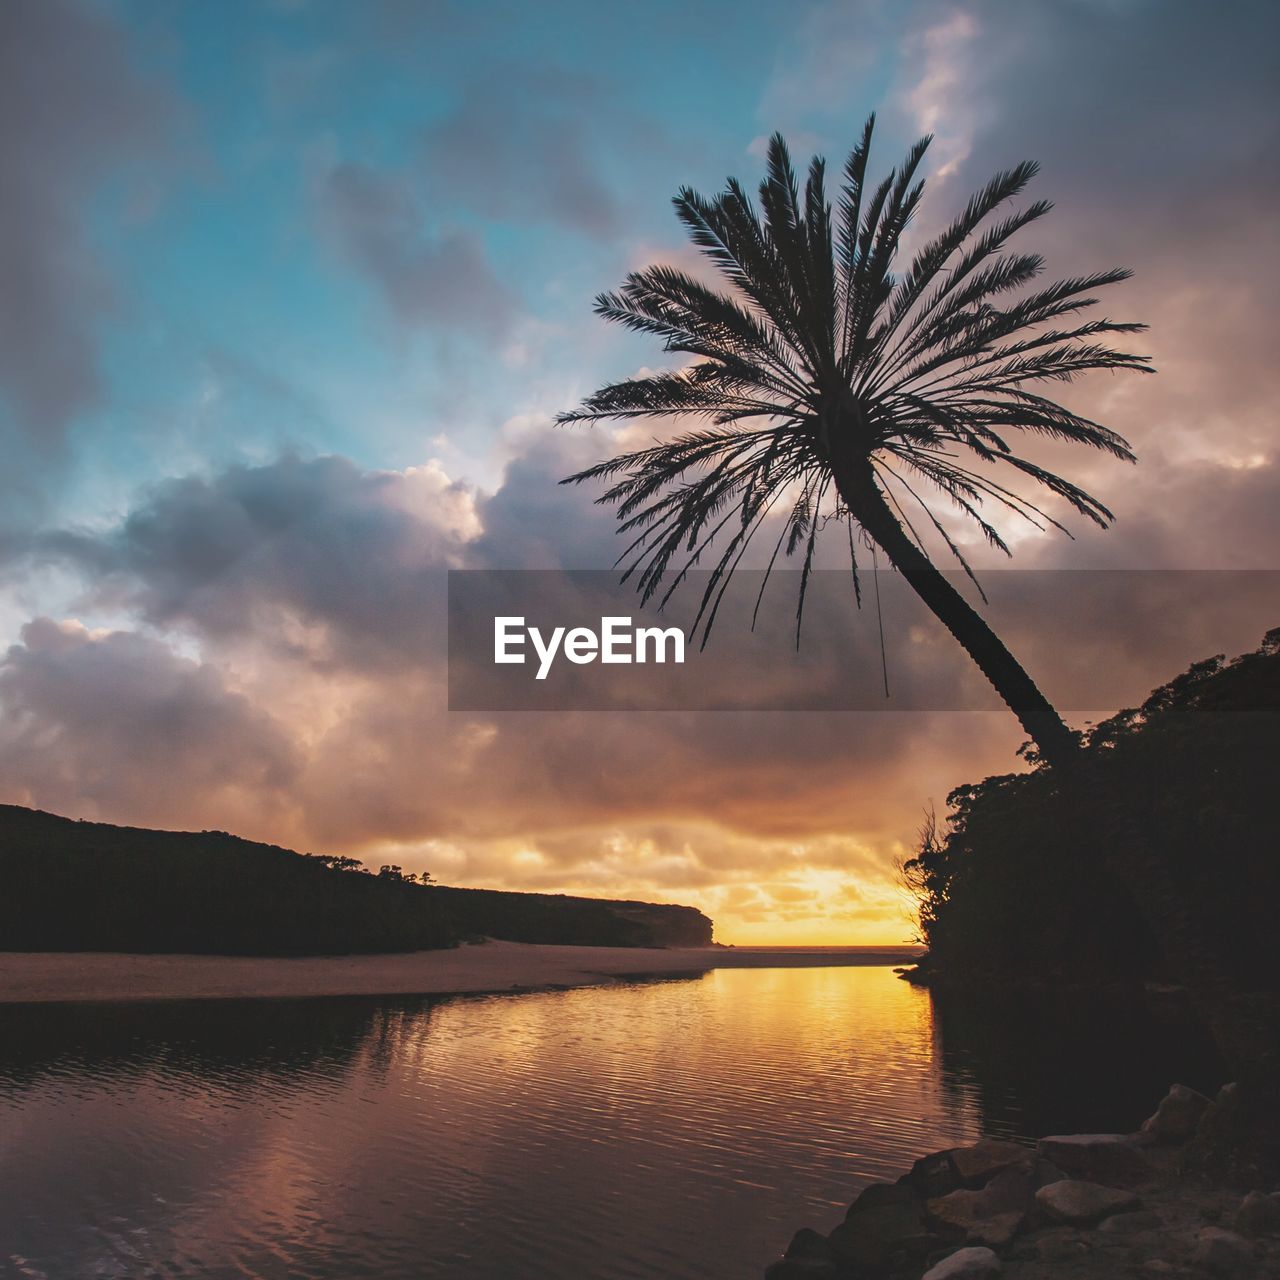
[903, 629, 1280, 989]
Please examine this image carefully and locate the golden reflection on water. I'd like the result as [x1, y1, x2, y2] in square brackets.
[1, 967, 995, 1280]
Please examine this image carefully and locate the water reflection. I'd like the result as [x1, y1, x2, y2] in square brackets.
[0, 967, 1221, 1280]
[930, 984, 1223, 1139]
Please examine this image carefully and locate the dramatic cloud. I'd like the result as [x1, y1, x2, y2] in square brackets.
[0, 439, 1011, 940]
[38, 453, 478, 669]
[7, 429, 1275, 941]
[943, 0, 1280, 474]
[0, 0, 174, 447]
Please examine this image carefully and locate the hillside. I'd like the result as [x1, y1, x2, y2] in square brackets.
[0, 806, 713, 955]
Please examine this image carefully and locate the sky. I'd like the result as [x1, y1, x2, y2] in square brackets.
[1, 0, 1277, 943]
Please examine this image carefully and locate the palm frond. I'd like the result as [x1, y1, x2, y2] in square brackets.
[558, 116, 1149, 645]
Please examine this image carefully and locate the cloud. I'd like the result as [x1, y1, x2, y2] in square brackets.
[0, 618, 299, 832]
[420, 68, 623, 239]
[38, 453, 480, 669]
[4, 344, 1272, 917]
[896, 8, 979, 180]
[13, 428, 1276, 942]
[746, 0, 1279, 578]
[0, 0, 176, 447]
[1, 437, 1018, 939]
[2, 0, 1276, 942]
[320, 160, 517, 335]
[468, 428, 623, 569]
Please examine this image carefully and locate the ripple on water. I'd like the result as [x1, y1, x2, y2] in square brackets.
[0, 965, 1220, 1279]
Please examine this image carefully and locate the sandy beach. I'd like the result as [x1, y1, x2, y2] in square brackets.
[0, 941, 921, 1004]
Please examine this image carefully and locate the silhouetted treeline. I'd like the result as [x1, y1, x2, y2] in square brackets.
[904, 629, 1280, 990]
[0, 808, 712, 955]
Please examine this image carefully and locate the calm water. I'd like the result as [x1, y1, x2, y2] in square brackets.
[0, 966, 1220, 1280]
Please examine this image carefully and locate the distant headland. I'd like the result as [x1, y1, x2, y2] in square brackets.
[0, 804, 712, 956]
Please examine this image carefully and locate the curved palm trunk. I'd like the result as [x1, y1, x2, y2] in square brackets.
[830, 453, 1221, 993]
[831, 456, 1078, 766]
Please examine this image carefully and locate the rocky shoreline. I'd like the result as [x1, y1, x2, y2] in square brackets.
[764, 1085, 1280, 1279]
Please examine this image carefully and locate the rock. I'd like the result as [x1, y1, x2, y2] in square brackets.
[1097, 1209, 1163, 1235]
[828, 1181, 943, 1272]
[1193, 1226, 1254, 1276]
[1234, 1189, 1280, 1236]
[1033, 1228, 1091, 1262]
[922, 1152, 1053, 1251]
[981, 1164, 1039, 1212]
[1139, 1261, 1176, 1275]
[920, 1246, 1003, 1279]
[951, 1138, 1032, 1187]
[927, 1188, 984, 1229]
[763, 1258, 838, 1280]
[827, 1220, 940, 1273]
[1035, 1179, 1141, 1226]
[1031, 1157, 1068, 1188]
[968, 1213, 1021, 1249]
[904, 1149, 963, 1199]
[782, 1228, 835, 1261]
[848, 1181, 919, 1213]
[927, 1190, 1024, 1248]
[1037, 1133, 1153, 1186]
[927, 1165, 1036, 1244]
[1140, 1083, 1213, 1143]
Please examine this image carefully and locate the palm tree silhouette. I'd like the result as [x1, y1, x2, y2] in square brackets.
[558, 116, 1150, 766]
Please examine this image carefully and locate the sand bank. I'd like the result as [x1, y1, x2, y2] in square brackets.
[0, 941, 921, 1004]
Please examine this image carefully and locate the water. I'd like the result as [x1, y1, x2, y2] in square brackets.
[0, 966, 1221, 1280]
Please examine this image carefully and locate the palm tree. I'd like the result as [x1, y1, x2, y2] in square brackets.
[558, 127, 1280, 1171]
[557, 116, 1150, 767]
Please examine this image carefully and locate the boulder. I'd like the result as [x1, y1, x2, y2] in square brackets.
[847, 1181, 919, 1214]
[1030, 1157, 1067, 1188]
[1036, 1133, 1152, 1186]
[904, 1149, 963, 1199]
[920, 1245, 1002, 1278]
[783, 1228, 836, 1261]
[1035, 1179, 1141, 1226]
[1140, 1083, 1212, 1143]
[926, 1189, 1024, 1248]
[981, 1163, 1040, 1211]
[950, 1138, 1032, 1187]
[828, 1181, 944, 1272]
[924, 1151, 1059, 1247]
[1234, 1189, 1280, 1237]
[966, 1212, 1022, 1249]
[1097, 1209, 1163, 1235]
[1192, 1226, 1255, 1277]
[1033, 1228, 1091, 1262]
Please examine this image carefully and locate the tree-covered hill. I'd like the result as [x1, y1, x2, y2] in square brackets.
[903, 629, 1280, 991]
[0, 807, 713, 955]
